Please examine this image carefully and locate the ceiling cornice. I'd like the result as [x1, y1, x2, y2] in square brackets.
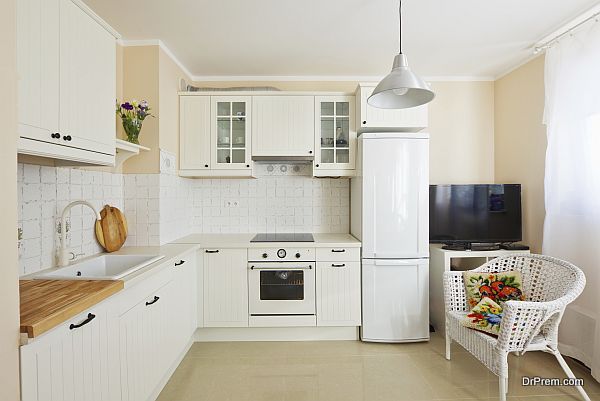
[118, 39, 194, 80]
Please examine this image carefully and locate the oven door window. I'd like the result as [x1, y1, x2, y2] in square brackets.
[260, 270, 304, 300]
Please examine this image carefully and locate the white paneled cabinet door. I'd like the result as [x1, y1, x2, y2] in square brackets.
[357, 84, 428, 130]
[252, 96, 314, 157]
[16, 0, 60, 144]
[211, 97, 252, 170]
[316, 262, 361, 326]
[59, 0, 115, 156]
[170, 252, 197, 355]
[20, 306, 114, 401]
[203, 249, 249, 327]
[119, 285, 171, 401]
[180, 96, 211, 171]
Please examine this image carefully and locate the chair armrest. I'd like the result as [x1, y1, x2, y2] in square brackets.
[496, 300, 562, 352]
[443, 271, 468, 312]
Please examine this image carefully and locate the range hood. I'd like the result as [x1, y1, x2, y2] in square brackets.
[251, 155, 314, 163]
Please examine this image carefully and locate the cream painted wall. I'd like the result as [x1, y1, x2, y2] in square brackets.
[122, 46, 160, 174]
[427, 82, 495, 184]
[1, 0, 22, 398]
[494, 56, 546, 252]
[158, 47, 191, 156]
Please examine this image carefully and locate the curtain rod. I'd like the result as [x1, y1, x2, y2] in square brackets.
[534, 7, 600, 54]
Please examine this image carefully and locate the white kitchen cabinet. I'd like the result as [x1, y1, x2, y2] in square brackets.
[16, 0, 60, 145]
[356, 83, 428, 131]
[119, 281, 173, 401]
[316, 261, 361, 326]
[252, 96, 314, 157]
[20, 303, 117, 401]
[17, 0, 117, 165]
[59, 0, 116, 156]
[203, 248, 249, 327]
[170, 251, 198, 351]
[313, 96, 356, 176]
[211, 97, 252, 170]
[180, 96, 211, 171]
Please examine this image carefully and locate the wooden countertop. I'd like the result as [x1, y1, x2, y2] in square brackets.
[20, 279, 124, 338]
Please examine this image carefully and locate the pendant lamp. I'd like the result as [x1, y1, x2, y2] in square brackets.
[368, 1, 435, 109]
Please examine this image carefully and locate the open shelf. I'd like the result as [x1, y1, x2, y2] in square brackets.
[115, 139, 150, 168]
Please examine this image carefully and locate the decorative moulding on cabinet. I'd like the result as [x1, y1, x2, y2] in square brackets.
[115, 139, 150, 167]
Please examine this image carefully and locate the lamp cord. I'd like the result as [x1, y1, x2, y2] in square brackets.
[399, 0, 402, 54]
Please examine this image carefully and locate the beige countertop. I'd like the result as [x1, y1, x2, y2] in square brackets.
[171, 233, 361, 249]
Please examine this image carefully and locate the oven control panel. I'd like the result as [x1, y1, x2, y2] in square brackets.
[248, 248, 315, 262]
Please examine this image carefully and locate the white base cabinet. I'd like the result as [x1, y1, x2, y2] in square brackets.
[20, 250, 197, 401]
[202, 248, 249, 327]
[20, 304, 118, 401]
[316, 261, 361, 326]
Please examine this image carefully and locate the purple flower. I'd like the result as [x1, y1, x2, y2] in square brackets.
[121, 102, 134, 110]
[139, 100, 149, 110]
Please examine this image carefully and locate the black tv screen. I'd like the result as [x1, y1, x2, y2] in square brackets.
[429, 184, 522, 244]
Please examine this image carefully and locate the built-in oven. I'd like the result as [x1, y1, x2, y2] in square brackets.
[247, 247, 316, 326]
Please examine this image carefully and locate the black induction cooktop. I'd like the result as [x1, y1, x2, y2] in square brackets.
[250, 233, 314, 243]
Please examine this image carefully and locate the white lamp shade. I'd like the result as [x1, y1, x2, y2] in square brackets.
[368, 54, 435, 109]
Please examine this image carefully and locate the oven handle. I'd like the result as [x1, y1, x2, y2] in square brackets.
[249, 265, 313, 270]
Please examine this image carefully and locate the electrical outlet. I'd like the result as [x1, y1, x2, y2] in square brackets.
[223, 199, 240, 208]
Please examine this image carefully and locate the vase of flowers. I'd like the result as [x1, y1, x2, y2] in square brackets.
[116, 99, 153, 144]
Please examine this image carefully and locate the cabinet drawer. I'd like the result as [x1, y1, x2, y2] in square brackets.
[316, 247, 360, 262]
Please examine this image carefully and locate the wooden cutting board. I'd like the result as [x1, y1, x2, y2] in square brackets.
[20, 279, 124, 338]
[95, 205, 128, 252]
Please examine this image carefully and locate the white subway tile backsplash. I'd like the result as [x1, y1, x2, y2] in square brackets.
[18, 158, 350, 276]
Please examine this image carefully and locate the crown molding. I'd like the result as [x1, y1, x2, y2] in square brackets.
[118, 39, 193, 80]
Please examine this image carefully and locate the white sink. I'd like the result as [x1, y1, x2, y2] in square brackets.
[34, 254, 165, 280]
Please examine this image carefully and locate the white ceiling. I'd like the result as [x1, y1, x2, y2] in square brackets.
[83, 0, 600, 79]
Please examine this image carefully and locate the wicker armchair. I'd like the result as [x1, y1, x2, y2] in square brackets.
[443, 254, 589, 401]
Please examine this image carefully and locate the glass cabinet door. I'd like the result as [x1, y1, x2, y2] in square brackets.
[211, 97, 251, 169]
[315, 96, 355, 170]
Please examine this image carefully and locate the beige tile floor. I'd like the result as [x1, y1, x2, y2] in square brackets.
[157, 333, 600, 401]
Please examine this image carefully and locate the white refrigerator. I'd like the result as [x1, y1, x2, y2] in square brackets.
[351, 133, 430, 342]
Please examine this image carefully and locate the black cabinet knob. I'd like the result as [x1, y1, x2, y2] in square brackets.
[51, 133, 60, 139]
[63, 135, 72, 141]
[262, 253, 268, 258]
[295, 253, 301, 258]
[362, 120, 367, 124]
[309, 150, 313, 154]
[316, 164, 320, 167]
[204, 164, 209, 168]
[246, 164, 250, 168]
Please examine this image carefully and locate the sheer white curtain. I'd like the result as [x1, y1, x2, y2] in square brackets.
[543, 20, 600, 380]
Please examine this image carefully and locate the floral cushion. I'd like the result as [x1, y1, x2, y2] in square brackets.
[463, 270, 526, 310]
[461, 297, 504, 336]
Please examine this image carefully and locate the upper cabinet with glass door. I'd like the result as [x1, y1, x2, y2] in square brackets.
[211, 96, 252, 171]
[314, 96, 356, 176]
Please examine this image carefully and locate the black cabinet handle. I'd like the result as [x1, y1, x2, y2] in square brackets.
[331, 263, 346, 268]
[204, 164, 209, 168]
[174, 260, 185, 266]
[315, 164, 320, 167]
[331, 249, 346, 253]
[63, 135, 72, 141]
[51, 133, 60, 139]
[145, 296, 160, 306]
[69, 313, 96, 330]
[362, 120, 367, 124]
[309, 150, 313, 154]
[246, 164, 250, 168]
[205, 249, 219, 253]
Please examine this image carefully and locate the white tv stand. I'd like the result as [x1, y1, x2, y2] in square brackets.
[429, 244, 531, 335]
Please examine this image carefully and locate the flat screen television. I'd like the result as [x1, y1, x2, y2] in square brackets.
[429, 184, 522, 246]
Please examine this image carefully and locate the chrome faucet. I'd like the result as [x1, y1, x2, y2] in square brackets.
[58, 200, 101, 267]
